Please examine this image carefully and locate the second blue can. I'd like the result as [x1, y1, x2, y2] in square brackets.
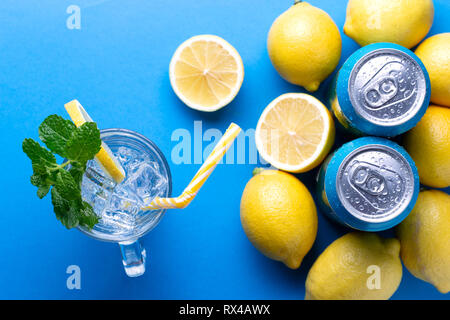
[316, 137, 419, 231]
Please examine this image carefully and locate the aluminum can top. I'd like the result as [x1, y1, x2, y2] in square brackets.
[336, 43, 430, 137]
[323, 137, 419, 231]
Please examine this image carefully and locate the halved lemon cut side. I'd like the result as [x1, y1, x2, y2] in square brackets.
[169, 35, 244, 112]
[255, 93, 335, 173]
[65, 100, 126, 183]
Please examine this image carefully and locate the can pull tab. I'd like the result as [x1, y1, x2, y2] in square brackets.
[350, 165, 386, 196]
[361, 61, 403, 109]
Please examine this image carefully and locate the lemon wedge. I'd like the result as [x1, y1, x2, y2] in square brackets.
[64, 100, 125, 183]
[255, 93, 335, 173]
[169, 35, 244, 112]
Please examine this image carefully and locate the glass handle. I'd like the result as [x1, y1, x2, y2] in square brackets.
[119, 239, 146, 277]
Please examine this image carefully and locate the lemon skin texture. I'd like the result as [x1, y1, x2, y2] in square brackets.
[305, 232, 402, 300]
[397, 190, 450, 294]
[415, 33, 450, 107]
[344, 0, 434, 49]
[403, 105, 450, 188]
[267, 2, 341, 92]
[240, 170, 317, 269]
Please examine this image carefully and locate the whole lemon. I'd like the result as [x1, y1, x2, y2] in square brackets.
[267, 1, 341, 92]
[344, 0, 434, 49]
[403, 105, 450, 188]
[240, 169, 317, 269]
[415, 33, 450, 107]
[397, 190, 450, 294]
[305, 232, 402, 300]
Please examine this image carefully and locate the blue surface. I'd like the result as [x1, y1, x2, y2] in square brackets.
[0, 0, 448, 300]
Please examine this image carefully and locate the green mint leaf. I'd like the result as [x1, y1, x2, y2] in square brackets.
[25, 114, 102, 230]
[38, 115, 76, 157]
[37, 185, 51, 199]
[23, 138, 57, 173]
[30, 173, 45, 187]
[51, 188, 81, 229]
[51, 188, 79, 229]
[66, 122, 101, 163]
[30, 167, 52, 199]
[78, 201, 99, 229]
[51, 187, 69, 222]
[54, 169, 80, 201]
[51, 189, 98, 230]
[66, 206, 81, 229]
[32, 162, 50, 175]
[69, 161, 87, 187]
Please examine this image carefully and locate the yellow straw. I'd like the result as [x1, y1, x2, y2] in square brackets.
[142, 123, 241, 210]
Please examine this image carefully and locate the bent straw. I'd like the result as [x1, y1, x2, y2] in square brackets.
[142, 123, 241, 211]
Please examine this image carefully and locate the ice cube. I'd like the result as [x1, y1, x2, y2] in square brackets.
[81, 144, 169, 235]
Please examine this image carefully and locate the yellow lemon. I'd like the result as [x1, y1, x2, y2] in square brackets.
[65, 100, 125, 184]
[397, 190, 450, 294]
[344, 0, 434, 49]
[169, 35, 244, 112]
[305, 232, 402, 300]
[240, 169, 317, 269]
[403, 105, 450, 188]
[255, 93, 335, 173]
[415, 33, 450, 107]
[267, 1, 341, 92]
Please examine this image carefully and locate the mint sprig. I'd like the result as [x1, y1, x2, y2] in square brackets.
[23, 115, 102, 229]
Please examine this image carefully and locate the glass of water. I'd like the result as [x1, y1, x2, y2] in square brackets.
[78, 128, 172, 277]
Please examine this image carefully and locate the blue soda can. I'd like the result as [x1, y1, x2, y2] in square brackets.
[316, 136, 419, 231]
[327, 43, 430, 137]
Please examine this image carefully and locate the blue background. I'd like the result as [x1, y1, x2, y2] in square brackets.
[0, 0, 449, 300]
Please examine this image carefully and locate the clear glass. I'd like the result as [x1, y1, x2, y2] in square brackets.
[78, 128, 172, 277]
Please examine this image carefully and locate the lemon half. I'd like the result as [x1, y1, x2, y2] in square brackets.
[169, 35, 244, 112]
[65, 100, 125, 184]
[255, 93, 335, 173]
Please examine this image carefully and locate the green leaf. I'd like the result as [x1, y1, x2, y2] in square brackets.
[30, 172, 52, 199]
[30, 173, 45, 186]
[66, 122, 101, 162]
[51, 190, 98, 230]
[69, 161, 87, 187]
[38, 115, 76, 157]
[51, 187, 67, 214]
[32, 162, 49, 175]
[37, 185, 51, 199]
[54, 169, 80, 201]
[25, 114, 102, 230]
[51, 188, 79, 229]
[23, 138, 57, 172]
[78, 201, 99, 229]
[51, 187, 69, 222]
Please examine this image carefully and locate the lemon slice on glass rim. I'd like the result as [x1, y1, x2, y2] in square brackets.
[64, 99, 125, 183]
[255, 93, 335, 173]
[169, 34, 244, 112]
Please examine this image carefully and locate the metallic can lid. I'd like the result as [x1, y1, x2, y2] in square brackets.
[348, 48, 427, 127]
[336, 144, 415, 222]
